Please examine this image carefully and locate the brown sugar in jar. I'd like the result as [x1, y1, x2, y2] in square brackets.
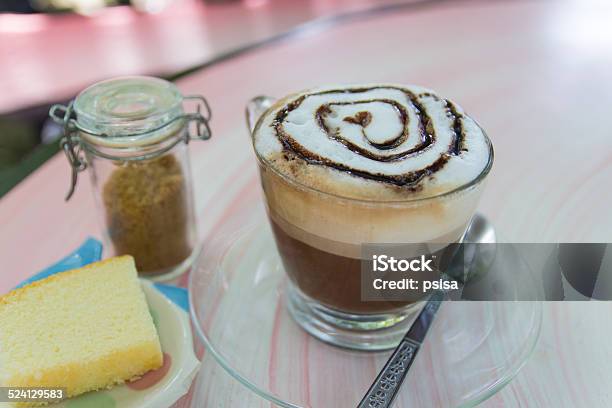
[103, 154, 193, 274]
[50, 76, 211, 279]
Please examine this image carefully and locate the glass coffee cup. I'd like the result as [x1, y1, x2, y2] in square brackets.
[246, 85, 494, 350]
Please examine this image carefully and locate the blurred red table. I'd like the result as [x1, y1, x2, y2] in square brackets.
[0, 0, 417, 113]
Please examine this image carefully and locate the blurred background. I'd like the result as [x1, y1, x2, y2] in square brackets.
[0, 0, 424, 197]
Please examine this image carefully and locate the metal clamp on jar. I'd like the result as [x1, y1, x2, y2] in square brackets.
[49, 76, 212, 280]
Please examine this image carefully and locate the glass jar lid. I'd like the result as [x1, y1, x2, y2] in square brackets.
[73, 76, 184, 141]
[49, 75, 212, 200]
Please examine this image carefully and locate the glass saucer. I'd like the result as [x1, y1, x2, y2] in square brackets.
[189, 208, 542, 407]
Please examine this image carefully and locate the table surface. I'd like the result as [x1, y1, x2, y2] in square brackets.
[0, 0, 419, 114]
[2, 0, 612, 407]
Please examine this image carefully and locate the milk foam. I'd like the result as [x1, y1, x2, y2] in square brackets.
[253, 84, 491, 200]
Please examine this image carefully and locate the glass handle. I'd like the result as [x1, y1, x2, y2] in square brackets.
[245, 96, 275, 136]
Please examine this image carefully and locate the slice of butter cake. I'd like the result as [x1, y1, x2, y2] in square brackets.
[0, 256, 163, 404]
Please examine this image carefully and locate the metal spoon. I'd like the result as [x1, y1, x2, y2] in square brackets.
[358, 214, 497, 408]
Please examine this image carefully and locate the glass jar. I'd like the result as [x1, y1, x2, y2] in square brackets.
[50, 76, 212, 280]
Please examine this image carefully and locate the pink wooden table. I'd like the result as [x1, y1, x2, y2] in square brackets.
[0, 0, 419, 114]
[2, 0, 612, 406]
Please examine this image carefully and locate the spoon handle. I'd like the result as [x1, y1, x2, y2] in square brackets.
[358, 291, 444, 408]
[357, 338, 420, 408]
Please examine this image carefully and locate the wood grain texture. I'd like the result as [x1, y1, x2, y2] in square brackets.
[1, 0, 611, 406]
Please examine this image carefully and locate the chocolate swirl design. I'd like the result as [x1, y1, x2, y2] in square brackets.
[257, 85, 489, 193]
